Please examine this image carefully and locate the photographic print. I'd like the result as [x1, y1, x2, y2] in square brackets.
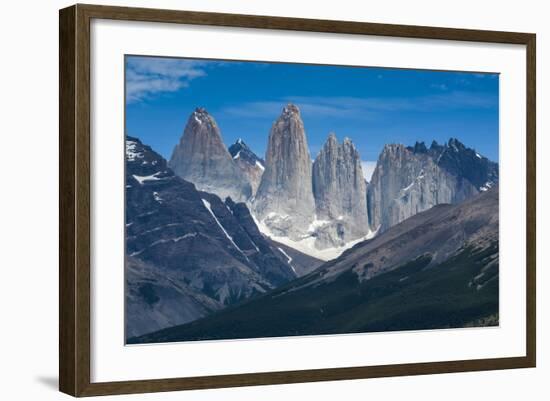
[124, 56, 499, 345]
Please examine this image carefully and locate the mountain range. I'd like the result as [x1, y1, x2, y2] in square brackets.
[168, 105, 497, 259]
[129, 186, 499, 343]
[126, 103, 499, 342]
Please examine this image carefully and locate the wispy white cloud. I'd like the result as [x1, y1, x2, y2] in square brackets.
[220, 91, 497, 120]
[125, 57, 207, 103]
[221, 98, 377, 120]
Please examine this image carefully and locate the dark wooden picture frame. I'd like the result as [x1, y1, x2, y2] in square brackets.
[59, 3, 536, 397]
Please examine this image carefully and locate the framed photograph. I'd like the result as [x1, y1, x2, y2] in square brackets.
[59, 4, 536, 397]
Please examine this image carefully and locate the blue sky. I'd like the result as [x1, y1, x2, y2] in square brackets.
[125, 55, 499, 178]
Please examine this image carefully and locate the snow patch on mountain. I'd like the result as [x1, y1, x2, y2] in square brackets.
[480, 181, 494, 192]
[251, 212, 375, 261]
[126, 140, 144, 161]
[129, 233, 197, 256]
[153, 191, 163, 203]
[201, 198, 247, 257]
[277, 247, 296, 274]
[133, 172, 165, 184]
[307, 217, 331, 233]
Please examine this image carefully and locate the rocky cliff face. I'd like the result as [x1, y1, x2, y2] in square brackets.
[228, 139, 265, 196]
[168, 108, 251, 202]
[367, 139, 493, 232]
[312, 133, 370, 247]
[126, 136, 295, 338]
[253, 104, 315, 239]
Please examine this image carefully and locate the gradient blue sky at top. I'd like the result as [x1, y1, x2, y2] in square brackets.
[125, 55, 499, 172]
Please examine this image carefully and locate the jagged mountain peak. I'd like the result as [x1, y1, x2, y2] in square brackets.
[228, 138, 260, 160]
[318, 133, 362, 158]
[126, 135, 169, 175]
[428, 137, 498, 189]
[228, 139, 265, 168]
[282, 103, 300, 116]
[317, 132, 361, 161]
[448, 137, 465, 149]
[180, 107, 221, 144]
[326, 132, 338, 143]
[319, 132, 339, 154]
[193, 106, 209, 117]
[428, 137, 470, 154]
[228, 138, 266, 196]
[190, 107, 216, 127]
[407, 141, 428, 154]
[168, 109, 251, 202]
[380, 143, 407, 155]
[341, 137, 358, 154]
